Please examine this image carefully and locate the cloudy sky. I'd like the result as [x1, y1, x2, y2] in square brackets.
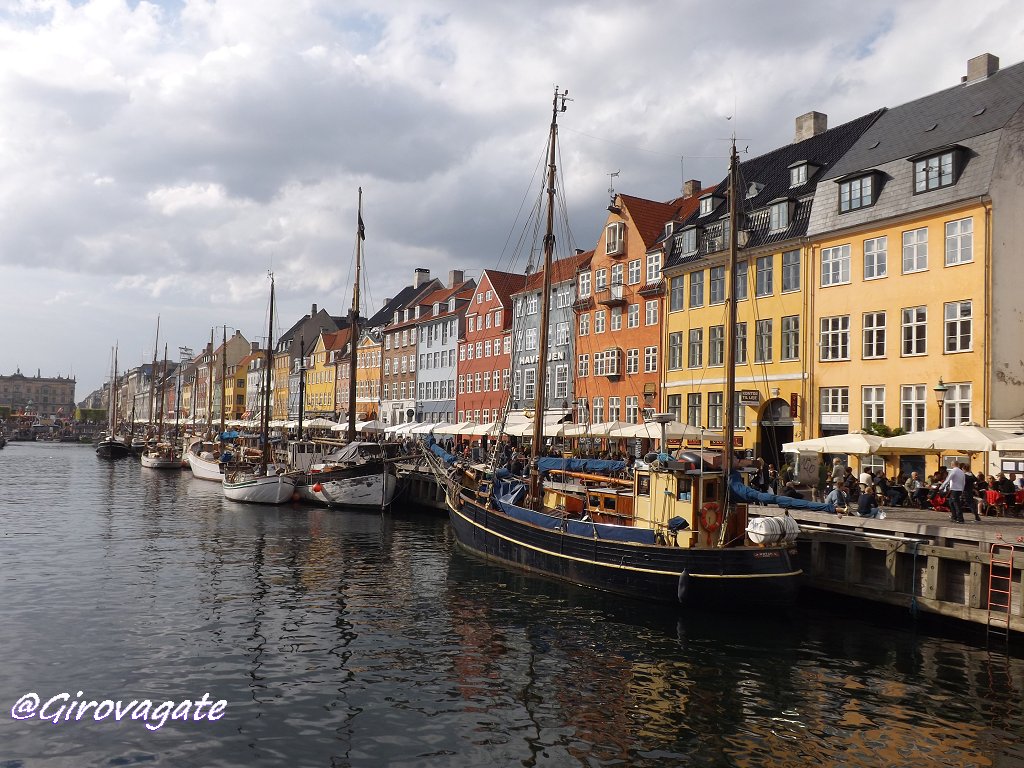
[1, 0, 1023, 401]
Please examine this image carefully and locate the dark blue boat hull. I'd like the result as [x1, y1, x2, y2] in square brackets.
[449, 492, 801, 609]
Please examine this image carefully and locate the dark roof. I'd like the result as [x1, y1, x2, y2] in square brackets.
[364, 279, 443, 329]
[665, 109, 883, 267]
[825, 59, 1024, 180]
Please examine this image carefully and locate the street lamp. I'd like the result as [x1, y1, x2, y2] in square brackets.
[933, 378, 949, 426]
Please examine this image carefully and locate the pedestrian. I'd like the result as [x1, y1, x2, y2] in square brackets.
[940, 462, 967, 523]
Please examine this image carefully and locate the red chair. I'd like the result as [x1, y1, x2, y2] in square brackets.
[985, 489, 1004, 517]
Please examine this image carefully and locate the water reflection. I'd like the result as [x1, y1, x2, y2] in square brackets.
[0, 443, 1021, 768]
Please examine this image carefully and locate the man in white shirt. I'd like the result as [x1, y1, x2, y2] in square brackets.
[940, 463, 967, 524]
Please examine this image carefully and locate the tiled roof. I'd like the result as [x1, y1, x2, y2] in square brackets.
[619, 195, 686, 249]
[482, 269, 528, 308]
[824, 59, 1024, 180]
[514, 250, 594, 294]
[385, 280, 477, 330]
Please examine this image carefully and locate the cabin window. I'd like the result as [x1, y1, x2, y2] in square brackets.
[604, 496, 617, 511]
[588, 495, 600, 508]
[636, 473, 651, 497]
[677, 477, 692, 501]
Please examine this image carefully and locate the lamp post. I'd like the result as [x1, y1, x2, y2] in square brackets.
[933, 378, 949, 427]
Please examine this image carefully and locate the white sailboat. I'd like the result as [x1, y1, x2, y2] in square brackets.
[222, 275, 296, 504]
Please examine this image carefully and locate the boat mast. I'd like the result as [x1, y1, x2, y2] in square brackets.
[159, 343, 168, 439]
[297, 333, 305, 441]
[113, 344, 120, 437]
[262, 276, 276, 472]
[205, 327, 214, 435]
[347, 187, 363, 444]
[107, 347, 115, 436]
[721, 139, 740, 513]
[219, 325, 228, 436]
[148, 316, 160, 433]
[529, 86, 568, 510]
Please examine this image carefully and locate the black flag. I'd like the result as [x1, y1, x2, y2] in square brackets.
[358, 214, 365, 240]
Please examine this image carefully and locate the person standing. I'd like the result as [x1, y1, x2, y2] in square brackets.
[940, 463, 967, 524]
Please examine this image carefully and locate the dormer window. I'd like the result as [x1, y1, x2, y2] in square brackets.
[393, 311, 400, 324]
[768, 199, 795, 232]
[432, 302, 440, 315]
[679, 226, 700, 255]
[910, 147, 961, 193]
[698, 195, 719, 216]
[664, 222, 675, 239]
[605, 222, 626, 255]
[788, 161, 817, 187]
[837, 172, 878, 213]
[448, 298, 456, 312]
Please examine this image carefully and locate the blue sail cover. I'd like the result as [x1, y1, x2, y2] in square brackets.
[729, 472, 835, 513]
[495, 500, 657, 544]
[429, 442, 457, 466]
[536, 457, 626, 476]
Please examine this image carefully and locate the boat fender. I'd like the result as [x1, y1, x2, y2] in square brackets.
[699, 501, 722, 533]
[312, 483, 323, 493]
[677, 569, 690, 603]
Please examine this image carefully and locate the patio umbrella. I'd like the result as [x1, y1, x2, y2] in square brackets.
[880, 423, 1015, 452]
[303, 417, 338, 429]
[995, 434, 1024, 451]
[355, 419, 387, 433]
[611, 420, 714, 440]
[433, 421, 477, 435]
[782, 430, 886, 455]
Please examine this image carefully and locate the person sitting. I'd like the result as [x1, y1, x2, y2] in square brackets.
[825, 485, 849, 515]
[780, 481, 803, 500]
[857, 485, 884, 518]
[905, 471, 928, 509]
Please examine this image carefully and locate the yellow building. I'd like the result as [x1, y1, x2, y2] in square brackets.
[661, 110, 879, 468]
[223, 355, 254, 421]
[304, 329, 353, 418]
[355, 331, 382, 420]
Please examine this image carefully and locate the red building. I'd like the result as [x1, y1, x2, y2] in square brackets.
[456, 269, 526, 423]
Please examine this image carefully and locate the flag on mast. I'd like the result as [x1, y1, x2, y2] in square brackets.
[358, 214, 365, 240]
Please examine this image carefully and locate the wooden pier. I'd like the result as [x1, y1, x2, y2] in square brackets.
[397, 465, 1022, 634]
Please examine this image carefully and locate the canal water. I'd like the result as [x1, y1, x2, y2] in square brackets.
[1, 442, 1022, 767]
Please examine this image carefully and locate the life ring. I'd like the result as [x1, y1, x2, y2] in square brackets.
[700, 501, 722, 533]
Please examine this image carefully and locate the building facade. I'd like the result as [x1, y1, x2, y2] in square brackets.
[411, 276, 475, 424]
[0, 370, 76, 417]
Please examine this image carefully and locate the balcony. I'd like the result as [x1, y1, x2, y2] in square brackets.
[598, 283, 627, 307]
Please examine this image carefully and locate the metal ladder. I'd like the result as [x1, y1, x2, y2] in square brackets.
[986, 542, 1016, 640]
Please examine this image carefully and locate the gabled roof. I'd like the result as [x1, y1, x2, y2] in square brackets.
[514, 250, 594, 294]
[364, 278, 443, 329]
[479, 269, 528, 309]
[618, 195, 687, 249]
[825, 59, 1024, 180]
[385, 280, 477, 330]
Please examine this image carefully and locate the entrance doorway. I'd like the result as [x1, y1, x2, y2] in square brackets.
[758, 398, 794, 472]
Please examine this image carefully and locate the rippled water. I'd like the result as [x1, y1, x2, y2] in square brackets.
[1, 442, 1022, 767]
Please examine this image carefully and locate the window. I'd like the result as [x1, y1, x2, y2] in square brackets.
[523, 368, 536, 401]
[901, 306, 927, 356]
[486, 290, 493, 301]
[699, 196, 715, 216]
[781, 250, 800, 292]
[769, 201, 790, 231]
[458, 375, 464, 394]
[862, 311, 886, 359]
[608, 397, 621, 422]
[942, 382, 972, 427]
[525, 328, 537, 350]
[610, 307, 622, 331]
[484, 340, 491, 357]
[945, 218, 973, 266]
[688, 329, 703, 368]
[681, 393, 699, 426]
[503, 369, 510, 390]
[485, 312, 491, 329]
[504, 337, 511, 354]
[734, 323, 747, 365]
[554, 366, 568, 399]
[820, 387, 849, 424]
[579, 313, 589, 337]
[645, 300, 658, 326]
[527, 295, 539, 314]
[689, 271, 704, 307]
[821, 245, 850, 286]
[666, 394, 682, 422]
[709, 325, 724, 366]
[606, 222, 625, 255]
[576, 398, 588, 424]
[627, 259, 641, 285]
[513, 371, 521, 399]
[944, 300, 972, 352]
[680, 227, 698, 254]
[790, 163, 808, 186]
[864, 236, 887, 280]
[593, 352, 605, 377]
[839, 175, 874, 212]
[669, 276, 685, 311]
[611, 263, 624, 287]
[626, 303, 639, 328]
[625, 396, 639, 424]
[556, 322, 570, 346]
[862, 386, 885, 429]
[901, 384, 926, 432]
[708, 392, 723, 429]
[626, 348, 639, 375]
[646, 252, 662, 283]
[913, 150, 955, 193]
[754, 319, 772, 363]
[644, 346, 658, 372]
[578, 271, 591, 298]
[709, 266, 725, 304]
[735, 261, 748, 301]
[594, 310, 606, 334]
[593, 397, 604, 424]
[668, 332, 683, 370]
[902, 228, 928, 273]
[595, 269, 607, 291]
[577, 354, 589, 378]
[755, 255, 773, 297]
[820, 316, 850, 361]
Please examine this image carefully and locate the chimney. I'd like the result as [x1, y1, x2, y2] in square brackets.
[965, 53, 999, 84]
[794, 111, 827, 143]
[414, 268, 430, 288]
[382, 297, 391, 309]
[682, 179, 702, 198]
[448, 269, 464, 288]
[311, 303, 317, 317]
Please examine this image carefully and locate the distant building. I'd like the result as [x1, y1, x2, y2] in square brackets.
[0, 369, 76, 417]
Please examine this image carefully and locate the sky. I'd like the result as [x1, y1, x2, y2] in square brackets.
[2, 0, 1023, 402]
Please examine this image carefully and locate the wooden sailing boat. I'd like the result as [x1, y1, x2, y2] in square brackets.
[141, 341, 181, 469]
[222, 275, 297, 504]
[426, 90, 829, 609]
[291, 188, 399, 509]
[96, 345, 129, 459]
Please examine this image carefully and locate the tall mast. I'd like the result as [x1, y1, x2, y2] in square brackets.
[158, 343, 168, 438]
[347, 187, 363, 443]
[262, 276, 276, 472]
[219, 325, 228, 435]
[205, 327, 215, 434]
[721, 139, 740, 512]
[108, 347, 116, 435]
[529, 86, 568, 510]
[297, 333, 305, 441]
[148, 316, 160, 430]
[113, 344, 120, 436]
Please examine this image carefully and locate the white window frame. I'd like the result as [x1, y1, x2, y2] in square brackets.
[781, 250, 800, 293]
[627, 259, 642, 285]
[819, 315, 850, 361]
[821, 244, 851, 286]
[709, 266, 725, 305]
[820, 387, 849, 425]
[901, 306, 927, 357]
[646, 252, 662, 283]
[644, 300, 658, 326]
[577, 354, 589, 378]
[942, 382, 972, 428]
[902, 228, 928, 273]
[754, 319, 772, 363]
[578, 271, 591, 298]
[862, 311, 886, 359]
[755, 255, 773, 297]
[709, 325, 724, 367]
[625, 348, 639, 375]
[781, 315, 799, 361]
[627, 303, 639, 328]
[864, 236, 887, 280]
[862, 385, 885, 429]
[944, 300, 972, 353]
[945, 218, 973, 266]
[644, 346, 658, 373]
[901, 384, 926, 432]
[689, 271, 704, 307]
[688, 328, 703, 368]
[606, 222, 625, 255]
[594, 310, 606, 334]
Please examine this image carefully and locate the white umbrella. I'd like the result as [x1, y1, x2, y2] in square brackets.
[411, 421, 449, 435]
[611, 420, 715, 440]
[995, 434, 1024, 451]
[433, 421, 477, 435]
[562, 420, 630, 438]
[468, 421, 502, 436]
[355, 419, 387, 433]
[783, 430, 886, 455]
[504, 415, 572, 437]
[880, 423, 1015, 452]
[302, 417, 338, 429]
